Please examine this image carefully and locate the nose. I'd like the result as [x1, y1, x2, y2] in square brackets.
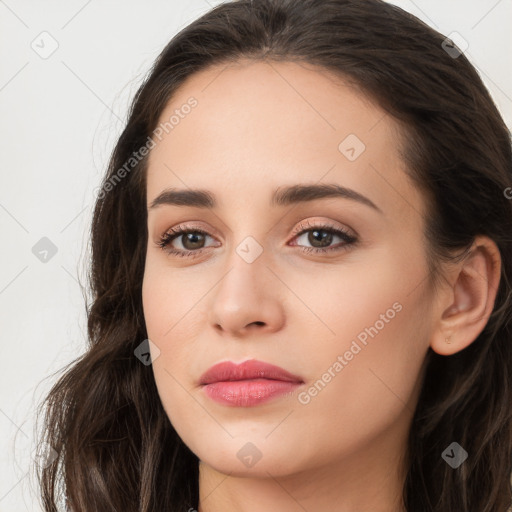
[208, 252, 285, 337]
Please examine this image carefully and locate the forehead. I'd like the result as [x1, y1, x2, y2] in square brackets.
[145, 59, 425, 221]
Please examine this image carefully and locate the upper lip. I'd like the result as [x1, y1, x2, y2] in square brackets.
[199, 359, 304, 385]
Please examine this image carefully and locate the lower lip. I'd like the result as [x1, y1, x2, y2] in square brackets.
[202, 379, 302, 407]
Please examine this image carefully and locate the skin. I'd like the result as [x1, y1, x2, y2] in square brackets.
[141, 59, 501, 512]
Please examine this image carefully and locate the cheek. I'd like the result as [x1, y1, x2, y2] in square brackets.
[141, 268, 202, 439]
[141, 256, 206, 341]
[141, 258, 210, 395]
[292, 244, 431, 419]
[286, 294, 430, 473]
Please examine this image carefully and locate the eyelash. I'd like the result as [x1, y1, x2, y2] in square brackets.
[155, 220, 358, 259]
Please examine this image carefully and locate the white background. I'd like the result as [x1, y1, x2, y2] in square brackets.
[1, 1, 511, 510]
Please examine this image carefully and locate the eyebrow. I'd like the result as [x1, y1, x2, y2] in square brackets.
[148, 183, 382, 213]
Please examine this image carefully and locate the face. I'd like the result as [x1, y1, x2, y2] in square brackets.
[142, 59, 435, 479]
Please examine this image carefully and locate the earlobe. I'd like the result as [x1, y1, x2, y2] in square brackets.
[430, 236, 501, 356]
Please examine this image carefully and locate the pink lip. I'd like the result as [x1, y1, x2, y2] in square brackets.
[199, 359, 304, 407]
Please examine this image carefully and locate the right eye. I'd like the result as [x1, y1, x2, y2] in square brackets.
[156, 225, 218, 258]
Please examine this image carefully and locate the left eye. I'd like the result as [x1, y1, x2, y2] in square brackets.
[291, 225, 356, 251]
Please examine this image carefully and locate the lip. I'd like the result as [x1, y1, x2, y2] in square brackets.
[199, 359, 304, 407]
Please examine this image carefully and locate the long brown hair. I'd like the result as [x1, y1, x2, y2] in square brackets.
[34, 0, 512, 510]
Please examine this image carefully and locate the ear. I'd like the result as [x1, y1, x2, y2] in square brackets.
[430, 235, 502, 356]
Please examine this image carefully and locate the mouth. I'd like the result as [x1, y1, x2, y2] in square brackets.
[199, 359, 304, 407]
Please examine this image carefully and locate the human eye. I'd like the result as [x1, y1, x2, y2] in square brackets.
[155, 219, 358, 259]
[155, 223, 219, 259]
[288, 219, 358, 255]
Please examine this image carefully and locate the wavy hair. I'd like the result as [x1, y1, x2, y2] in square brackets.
[34, 0, 512, 510]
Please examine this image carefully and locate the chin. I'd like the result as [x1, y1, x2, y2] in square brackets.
[191, 435, 304, 477]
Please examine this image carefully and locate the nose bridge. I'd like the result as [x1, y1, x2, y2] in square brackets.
[218, 205, 271, 271]
[217, 234, 268, 306]
[218, 204, 288, 293]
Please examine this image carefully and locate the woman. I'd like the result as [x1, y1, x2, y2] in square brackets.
[35, 0, 512, 510]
